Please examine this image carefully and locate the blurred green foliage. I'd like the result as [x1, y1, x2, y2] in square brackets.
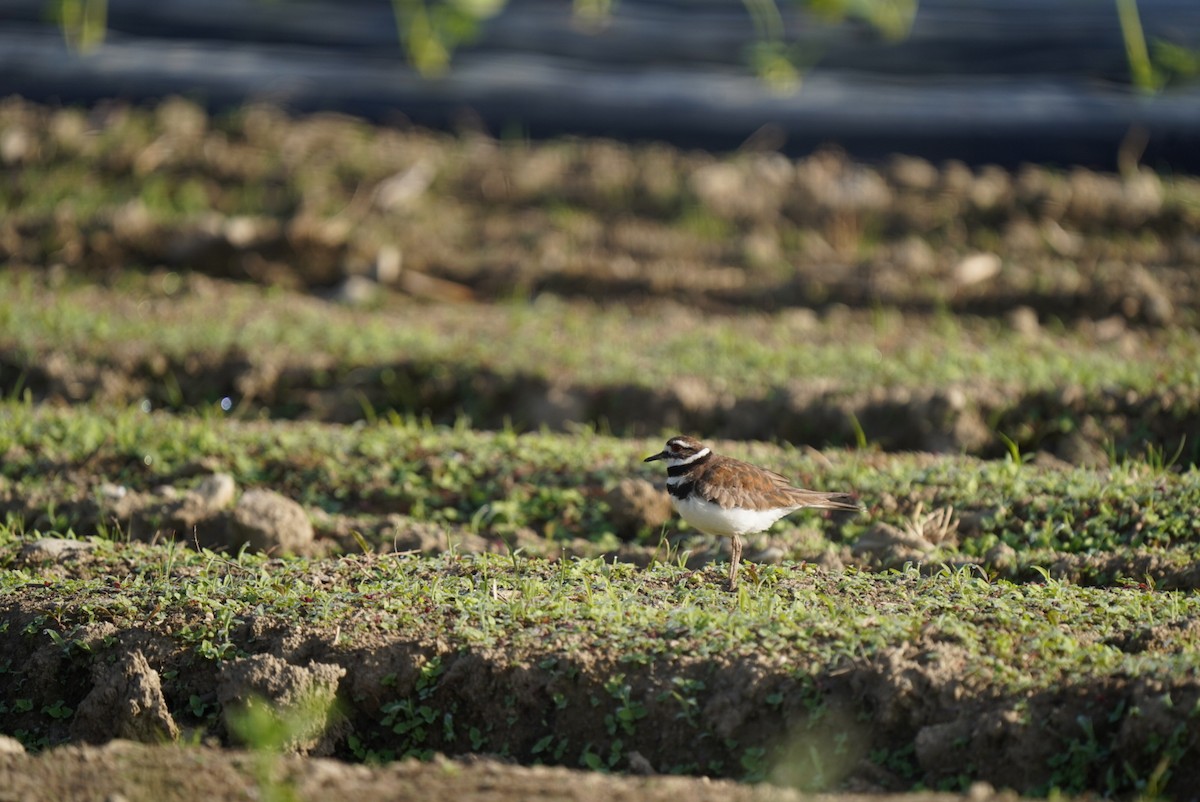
[49, 0, 1197, 91]
[52, 0, 107, 51]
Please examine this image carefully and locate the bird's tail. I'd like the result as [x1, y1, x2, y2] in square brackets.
[796, 490, 861, 511]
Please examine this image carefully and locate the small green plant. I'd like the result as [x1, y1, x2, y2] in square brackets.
[380, 698, 439, 752]
[1044, 715, 1109, 795]
[530, 733, 555, 756]
[847, 411, 869, 451]
[41, 700, 74, 720]
[226, 692, 339, 802]
[1116, 0, 1158, 90]
[44, 627, 90, 657]
[468, 726, 486, 750]
[188, 695, 216, 719]
[54, 0, 106, 51]
[579, 743, 605, 771]
[601, 674, 647, 737]
[661, 676, 705, 729]
[1144, 436, 1187, 475]
[996, 431, 1034, 476]
[739, 745, 768, 780]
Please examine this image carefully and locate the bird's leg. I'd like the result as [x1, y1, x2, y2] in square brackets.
[728, 534, 743, 590]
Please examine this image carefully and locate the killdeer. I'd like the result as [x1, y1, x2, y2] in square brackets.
[644, 435, 858, 589]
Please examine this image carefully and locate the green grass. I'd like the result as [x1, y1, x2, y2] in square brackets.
[6, 95, 1200, 800]
[3, 275, 1199, 398]
[2, 531, 1197, 693]
[2, 522, 1200, 795]
[2, 399, 1199, 568]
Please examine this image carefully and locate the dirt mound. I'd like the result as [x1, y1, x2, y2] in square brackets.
[2, 98, 1198, 323]
[5, 338, 1199, 466]
[0, 739, 1024, 802]
[4, 95, 1200, 802]
[2, 552, 1198, 799]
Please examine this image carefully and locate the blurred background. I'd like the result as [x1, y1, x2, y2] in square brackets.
[3, 0, 1200, 167]
[2, 0, 1200, 467]
[5, 7, 1200, 793]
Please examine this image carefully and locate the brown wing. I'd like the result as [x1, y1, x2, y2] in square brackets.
[695, 456, 859, 512]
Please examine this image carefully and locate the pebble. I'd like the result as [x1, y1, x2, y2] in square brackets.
[20, 538, 100, 562]
[952, 252, 1002, 288]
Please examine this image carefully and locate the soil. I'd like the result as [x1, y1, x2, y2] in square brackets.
[3, 282, 1199, 466]
[3, 550, 1200, 800]
[0, 740, 1017, 802]
[3, 98, 1199, 465]
[4, 96, 1200, 800]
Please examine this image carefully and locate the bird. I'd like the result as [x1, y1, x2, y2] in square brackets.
[644, 435, 858, 589]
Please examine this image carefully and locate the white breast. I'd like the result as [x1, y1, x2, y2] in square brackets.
[672, 494, 797, 538]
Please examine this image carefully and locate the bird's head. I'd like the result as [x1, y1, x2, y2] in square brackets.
[644, 435, 710, 466]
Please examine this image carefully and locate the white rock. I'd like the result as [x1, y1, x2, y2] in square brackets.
[20, 538, 99, 562]
[952, 252, 1002, 287]
[192, 473, 237, 510]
